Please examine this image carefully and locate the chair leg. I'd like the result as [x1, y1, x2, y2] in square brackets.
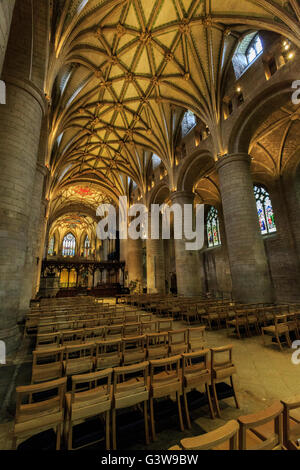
[144, 400, 150, 445]
[150, 397, 156, 441]
[112, 408, 117, 450]
[230, 376, 240, 409]
[205, 383, 215, 420]
[285, 332, 292, 348]
[56, 424, 62, 450]
[105, 410, 110, 450]
[276, 334, 283, 351]
[212, 380, 221, 417]
[177, 392, 184, 432]
[67, 420, 73, 450]
[11, 436, 17, 450]
[183, 389, 191, 429]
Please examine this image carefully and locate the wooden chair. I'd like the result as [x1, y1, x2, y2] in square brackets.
[146, 332, 169, 360]
[149, 355, 184, 440]
[182, 349, 215, 428]
[12, 377, 67, 450]
[64, 343, 95, 376]
[141, 320, 157, 335]
[65, 369, 113, 450]
[281, 396, 300, 449]
[168, 329, 188, 356]
[188, 326, 206, 352]
[104, 324, 123, 340]
[84, 326, 105, 342]
[95, 340, 122, 370]
[226, 311, 249, 338]
[157, 319, 173, 333]
[123, 322, 142, 338]
[238, 402, 284, 450]
[122, 336, 146, 366]
[112, 362, 150, 449]
[36, 333, 61, 351]
[61, 329, 85, 346]
[178, 420, 239, 450]
[32, 348, 64, 384]
[262, 314, 291, 351]
[210, 345, 239, 417]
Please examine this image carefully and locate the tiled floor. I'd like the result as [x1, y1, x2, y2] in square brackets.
[0, 304, 299, 450]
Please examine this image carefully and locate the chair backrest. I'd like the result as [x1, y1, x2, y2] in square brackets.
[32, 348, 64, 384]
[146, 332, 169, 359]
[210, 345, 236, 380]
[182, 349, 211, 388]
[95, 339, 122, 369]
[238, 402, 284, 450]
[150, 355, 182, 397]
[69, 369, 113, 419]
[122, 335, 146, 365]
[168, 329, 188, 355]
[113, 362, 149, 409]
[36, 333, 61, 350]
[180, 420, 239, 450]
[188, 326, 206, 351]
[64, 343, 95, 375]
[157, 319, 173, 332]
[123, 322, 142, 338]
[61, 329, 85, 346]
[105, 324, 123, 339]
[141, 320, 157, 335]
[84, 326, 105, 342]
[15, 377, 67, 425]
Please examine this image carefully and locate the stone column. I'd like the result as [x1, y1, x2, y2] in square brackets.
[146, 214, 165, 294]
[0, 0, 15, 76]
[170, 191, 203, 297]
[0, 0, 48, 353]
[19, 163, 48, 317]
[126, 238, 144, 286]
[216, 153, 273, 303]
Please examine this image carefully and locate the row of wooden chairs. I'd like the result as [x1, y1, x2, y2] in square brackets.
[13, 345, 239, 450]
[32, 327, 207, 383]
[170, 397, 300, 450]
[36, 319, 176, 349]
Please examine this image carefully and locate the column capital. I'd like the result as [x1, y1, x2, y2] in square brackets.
[216, 153, 252, 172]
[1, 75, 48, 115]
[36, 162, 49, 176]
[169, 190, 195, 204]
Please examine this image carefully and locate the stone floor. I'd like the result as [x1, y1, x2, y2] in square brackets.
[0, 303, 299, 450]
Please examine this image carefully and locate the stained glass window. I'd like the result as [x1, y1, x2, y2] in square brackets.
[48, 236, 54, 255]
[206, 206, 221, 248]
[246, 34, 263, 65]
[84, 235, 90, 258]
[62, 233, 76, 257]
[254, 185, 277, 235]
[182, 110, 196, 137]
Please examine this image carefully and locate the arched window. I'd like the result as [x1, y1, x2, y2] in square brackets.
[206, 206, 221, 248]
[182, 110, 196, 137]
[48, 236, 55, 256]
[246, 34, 263, 65]
[84, 235, 90, 258]
[254, 185, 277, 235]
[62, 233, 76, 257]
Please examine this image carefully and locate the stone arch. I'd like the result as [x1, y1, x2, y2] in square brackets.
[228, 80, 298, 155]
[176, 150, 215, 193]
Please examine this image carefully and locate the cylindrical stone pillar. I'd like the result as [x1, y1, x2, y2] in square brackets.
[0, 0, 48, 353]
[126, 238, 144, 286]
[216, 153, 273, 303]
[170, 191, 203, 297]
[146, 214, 165, 294]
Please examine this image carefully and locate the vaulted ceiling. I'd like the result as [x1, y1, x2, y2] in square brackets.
[45, 0, 300, 215]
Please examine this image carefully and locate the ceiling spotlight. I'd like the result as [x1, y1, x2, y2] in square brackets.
[284, 44, 290, 51]
[287, 52, 294, 60]
[236, 86, 241, 93]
